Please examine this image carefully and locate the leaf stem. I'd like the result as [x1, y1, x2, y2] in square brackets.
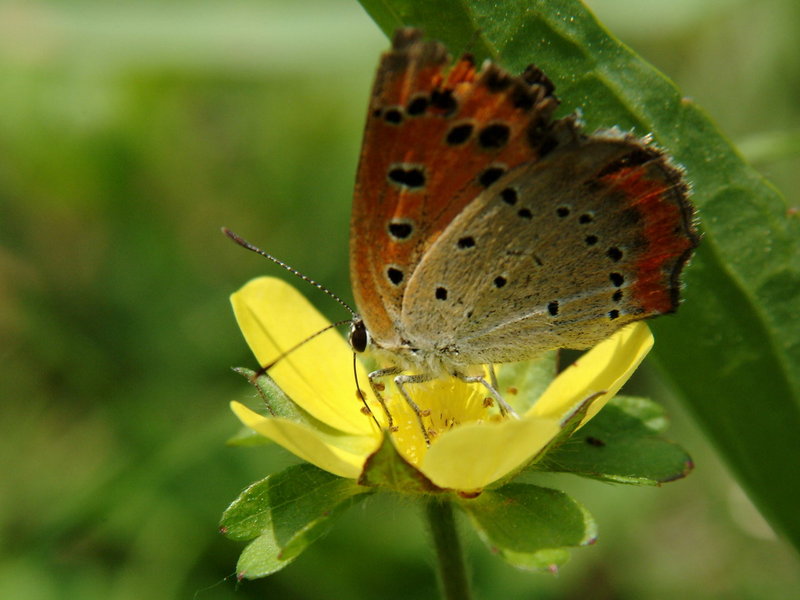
[424, 498, 472, 600]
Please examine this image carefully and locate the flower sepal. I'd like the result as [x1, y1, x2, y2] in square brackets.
[232, 367, 339, 430]
[224, 369, 292, 447]
[220, 463, 372, 580]
[358, 434, 444, 494]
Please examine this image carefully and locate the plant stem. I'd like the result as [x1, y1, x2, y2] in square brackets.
[424, 498, 472, 600]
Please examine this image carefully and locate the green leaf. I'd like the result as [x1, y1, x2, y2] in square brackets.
[538, 396, 693, 485]
[220, 464, 370, 579]
[359, 0, 800, 548]
[459, 483, 596, 569]
[359, 435, 441, 493]
[235, 527, 299, 579]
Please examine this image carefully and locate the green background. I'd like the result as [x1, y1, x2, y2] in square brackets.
[1, 0, 798, 598]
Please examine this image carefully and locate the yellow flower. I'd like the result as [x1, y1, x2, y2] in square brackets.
[230, 277, 653, 493]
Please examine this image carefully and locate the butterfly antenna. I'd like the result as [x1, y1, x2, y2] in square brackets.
[253, 318, 353, 374]
[222, 227, 357, 317]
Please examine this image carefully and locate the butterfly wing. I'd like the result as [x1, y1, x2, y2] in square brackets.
[401, 134, 698, 365]
[350, 29, 570, 345]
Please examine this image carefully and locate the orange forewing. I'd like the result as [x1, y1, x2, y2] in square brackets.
[350, 29, 566, 342]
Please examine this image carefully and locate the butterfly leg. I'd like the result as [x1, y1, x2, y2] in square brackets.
[455, 370, 519, 418]
[368, 367, 402, 431]
[394, 373, 434, 445]
[488, 364, 499, 392]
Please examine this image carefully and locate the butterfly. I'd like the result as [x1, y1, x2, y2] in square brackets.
[345, 29, 698, 432]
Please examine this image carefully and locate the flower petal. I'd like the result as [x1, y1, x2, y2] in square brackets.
[529, 322, 653, 427]
[231, 277, 374, 435]
[421, 417, 561, 491]
[231, 402, 379, 479]
[386, 376, 491, 467]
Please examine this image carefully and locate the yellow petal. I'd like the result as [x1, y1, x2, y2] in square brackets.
[420, 417, 561, 491]
[231, 401, 379, 479]
[529, 322, 653, 427]
[231, 277, 374, 435]
[386, 376, 491, 467]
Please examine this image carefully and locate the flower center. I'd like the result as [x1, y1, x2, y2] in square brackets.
[380, 376, 506, 466]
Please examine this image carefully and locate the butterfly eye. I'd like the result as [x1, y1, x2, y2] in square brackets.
[349, 320, 369, 353]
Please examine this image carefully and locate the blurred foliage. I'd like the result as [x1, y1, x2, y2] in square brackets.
[0, 1, 798, 599]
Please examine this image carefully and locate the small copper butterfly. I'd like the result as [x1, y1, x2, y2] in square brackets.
[344, 29, 698, 431]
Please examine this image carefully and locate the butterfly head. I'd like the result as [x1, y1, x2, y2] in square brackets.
[348, 317, 370, 354]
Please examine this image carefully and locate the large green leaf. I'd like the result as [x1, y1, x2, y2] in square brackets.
[359, 0, 800, 547]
